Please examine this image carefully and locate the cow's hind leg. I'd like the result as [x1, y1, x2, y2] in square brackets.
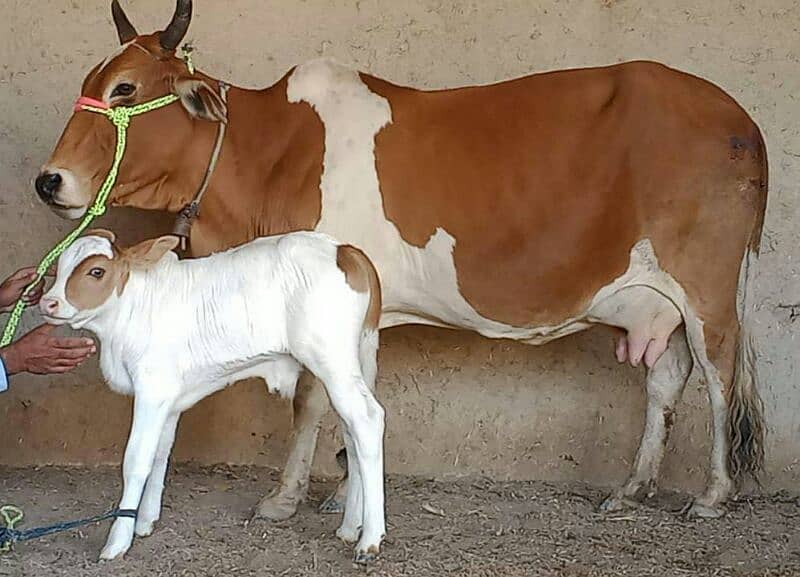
[682, 313, 742, 519]
[600, 326, 693, 512]
[254, 370, 329, 521]
[318, 448, 349, 514]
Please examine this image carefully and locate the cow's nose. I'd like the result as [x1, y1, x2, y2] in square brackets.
[40, 297, 59, 316]
[35, 172, 62, 203]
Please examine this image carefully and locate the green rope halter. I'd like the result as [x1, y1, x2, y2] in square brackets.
[0, 93, 179, 347]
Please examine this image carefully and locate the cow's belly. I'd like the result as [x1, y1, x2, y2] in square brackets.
[317, 217, 584, 343]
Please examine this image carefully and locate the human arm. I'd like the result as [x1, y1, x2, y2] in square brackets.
[0, 324, 96, 380]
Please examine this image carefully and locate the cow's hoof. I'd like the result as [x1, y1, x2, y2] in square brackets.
[685, 501, 725, 519]
[354, 544, 380, 565]
[319, 493, 345, 515]
[598, 494, 638, 513]
[253, 494, 298, 522]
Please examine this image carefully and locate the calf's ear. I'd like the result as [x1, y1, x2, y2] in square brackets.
[125, 235, 181, 269]
[86, 228, 117, 244]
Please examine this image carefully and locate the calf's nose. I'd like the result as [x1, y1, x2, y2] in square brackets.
[40, 297, 60, 316]
[35, 172, 62, 203]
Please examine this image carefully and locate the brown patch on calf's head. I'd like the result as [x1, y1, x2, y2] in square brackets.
[65, 254, 130, 311]
[336, 245, 382, 330]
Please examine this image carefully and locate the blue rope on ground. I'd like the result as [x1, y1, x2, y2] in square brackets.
[0, 505, 137, 553]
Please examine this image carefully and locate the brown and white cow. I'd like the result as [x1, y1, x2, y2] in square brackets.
[36, 0, 767, 520]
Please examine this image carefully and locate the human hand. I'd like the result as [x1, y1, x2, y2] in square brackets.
[0, 324, 96, 375]
[0, 267, 44, 312]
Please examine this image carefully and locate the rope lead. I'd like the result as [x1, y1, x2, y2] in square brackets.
[0, 93, 179, 347]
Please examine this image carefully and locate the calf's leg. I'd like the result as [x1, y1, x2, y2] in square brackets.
[320, 328, 380, 516]
[327, 376, 386, 563]
[100, 395, 171, 560]
[135, 413, 180, 536]
[324, 331, 384, 561]
[335, 425, 363, 543]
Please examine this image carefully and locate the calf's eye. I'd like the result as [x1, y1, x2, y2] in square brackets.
[88, 267, 106, 279]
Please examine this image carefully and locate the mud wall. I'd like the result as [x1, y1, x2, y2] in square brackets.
[1, 0, 798, 493]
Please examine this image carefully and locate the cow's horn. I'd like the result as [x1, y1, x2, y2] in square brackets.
[159, 0, 192, 52]
[111, 0, 137, 44]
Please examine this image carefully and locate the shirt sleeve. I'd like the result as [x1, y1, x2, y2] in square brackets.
[0, 354, 8, 393]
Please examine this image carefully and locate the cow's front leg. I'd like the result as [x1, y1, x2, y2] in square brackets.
[100, 395, 171, 561]
[135, 413, 180, 537]
[255, 371, 329, 521]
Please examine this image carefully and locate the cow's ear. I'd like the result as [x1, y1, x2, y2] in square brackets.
[124, 235, 180, 269]
[173, 77, 227, 123]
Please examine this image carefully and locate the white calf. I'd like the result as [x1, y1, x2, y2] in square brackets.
[39, 229, 385, 563]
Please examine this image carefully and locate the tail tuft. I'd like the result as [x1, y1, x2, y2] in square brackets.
[727, 330, 766, 486]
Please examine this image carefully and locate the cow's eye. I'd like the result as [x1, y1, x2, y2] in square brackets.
[88, 267, 106, 279]
[111, 83, 136, 98]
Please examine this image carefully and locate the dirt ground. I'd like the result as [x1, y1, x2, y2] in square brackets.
[0, 466, 798, 577]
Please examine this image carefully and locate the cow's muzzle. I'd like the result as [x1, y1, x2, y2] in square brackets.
[35, 171, 62, 204]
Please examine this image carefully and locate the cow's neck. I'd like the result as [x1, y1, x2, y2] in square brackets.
[174, 71, 325, 257]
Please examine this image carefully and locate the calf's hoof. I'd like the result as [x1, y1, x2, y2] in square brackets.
[253, 493, 299, 522]
[336, 525, 361, 544]
[354, 543, 380, 565]
[99, 519, 134, 561]
[134, 518, 156, 537]
[319, 493, 345, 515]
[99, 543, 129, 562]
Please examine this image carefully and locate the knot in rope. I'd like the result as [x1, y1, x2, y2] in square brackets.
[0, 506, 23, 553]
[108, 107, 132, 129]
[88, 204, 107, 217]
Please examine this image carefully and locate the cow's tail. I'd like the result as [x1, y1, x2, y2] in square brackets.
[727, 130, 768, 487]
